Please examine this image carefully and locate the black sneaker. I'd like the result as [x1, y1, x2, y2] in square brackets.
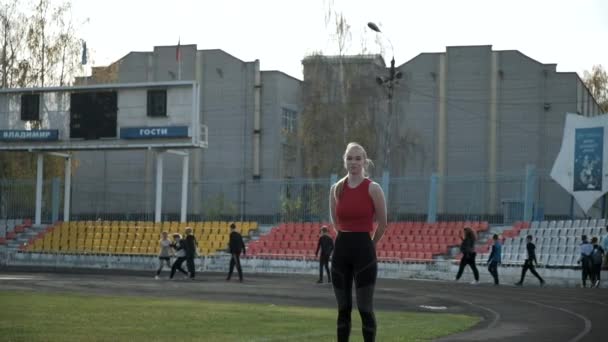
[316, 279, 323, 284]
[515, 282, 522, 286]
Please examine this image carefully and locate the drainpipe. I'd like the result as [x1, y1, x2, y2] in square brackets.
[253, 59, 261, 179]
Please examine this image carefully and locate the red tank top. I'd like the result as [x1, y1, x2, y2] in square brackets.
[336, 178, 375, 232]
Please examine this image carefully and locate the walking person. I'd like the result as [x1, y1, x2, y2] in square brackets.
[515, 235, 545, 287]
[486, 234, 502, 285]
[226, 222, 246, 282]
[183, 227, 198, 280]
[578, 235, 593, 287]
[590, 237, 604, 288]
[169, 233, 189, 280]
[315, 225, 334, 284]
[329, 142, 388, 342]
[602, 226, 608, 270]
[154, 231, 172, 279]
[455, 227, 480, 284]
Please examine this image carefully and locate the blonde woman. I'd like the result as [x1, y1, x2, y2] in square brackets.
[154, 231, 172, 280]
[329, 142, 387, 342]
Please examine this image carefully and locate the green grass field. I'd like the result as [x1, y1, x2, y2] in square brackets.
[0, 291, 479, 341]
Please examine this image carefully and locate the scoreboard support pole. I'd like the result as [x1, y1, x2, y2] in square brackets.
[35, 154, 43, 226]
[63, 154, 72, 222]
[154, 149, 190, 224]
[155, 152, 164, 223]
[180, 153, 189, 223]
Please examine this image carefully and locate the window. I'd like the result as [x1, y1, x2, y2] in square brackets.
[281, 108, 297, 133]
[70, 91, 117, 139]
[21, 94, 40, 121]
[147, 90, 167, 117]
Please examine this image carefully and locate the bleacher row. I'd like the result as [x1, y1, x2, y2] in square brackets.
[0, 218, 33, 244]
[246, 221, 489, 261]
[5, 218, 606, 267]
[479, 219, 607, 267]
[23, 221, 258, 256]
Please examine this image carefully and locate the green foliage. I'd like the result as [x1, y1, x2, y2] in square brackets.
[203, 192, 237, 220]
[280, 194, 302, 222]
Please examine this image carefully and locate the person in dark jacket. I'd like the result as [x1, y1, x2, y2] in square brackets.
[590, 237, 604, 288]
[455, 227, 479, 284]
[578, 235, 593, 287]
[487, 234, 502, 285]
[169, 234, 189, 280]
[515, 235, 545, 286]
[182, 227, 198, 280]
[226, 222, 246, 282]
[315, 225, 334, 283]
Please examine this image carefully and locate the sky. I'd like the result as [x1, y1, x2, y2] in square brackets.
[69, 0, 608, 80]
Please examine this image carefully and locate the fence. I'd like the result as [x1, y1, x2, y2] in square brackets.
[0, 166, 603, 225]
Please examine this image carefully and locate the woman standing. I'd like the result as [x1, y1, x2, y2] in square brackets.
[329, 142, 387, 342]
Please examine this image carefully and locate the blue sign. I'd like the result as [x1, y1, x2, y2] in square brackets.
[574, 127, 603, 191]
[0, 129, 59, 141]
[120, 126, 189, 139]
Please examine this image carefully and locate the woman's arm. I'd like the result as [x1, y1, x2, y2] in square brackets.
[329, 184, 339, 234]
[369, 182, 387, 244]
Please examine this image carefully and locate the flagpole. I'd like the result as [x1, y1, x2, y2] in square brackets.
[82, 40, 88, 86]
[177, 38, 182, 80]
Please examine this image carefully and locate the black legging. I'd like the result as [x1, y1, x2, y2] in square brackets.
[488, 261, 499, 285]
[519, 259, 544, 284]
[319, 254, 331, 282]
[170, 257, 188, 279]
[581, 257, 593, 286]
[186, 256, 195, 279]
[591, 263, 602, 284]
[227, 252, 243, 281]
[331, 232, 377, 342]
[456, 254, 479, 281]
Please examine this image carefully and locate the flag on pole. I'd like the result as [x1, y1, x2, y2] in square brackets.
[81, 41, 88, 65]
[176, 38, 181, 62]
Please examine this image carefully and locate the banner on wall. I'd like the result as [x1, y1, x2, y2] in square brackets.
[551, 113, 608, 213]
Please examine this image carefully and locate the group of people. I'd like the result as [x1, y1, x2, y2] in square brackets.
[455, 226, 608, 289]
[155, 227, 198, 280]
[154, 141, 607, 342]
[455, 230, 546, 286]
[579, 233, 606, 288]
[155, 223, 247, 283]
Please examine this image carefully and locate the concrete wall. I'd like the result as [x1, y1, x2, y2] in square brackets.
[68, 46, 302, 219]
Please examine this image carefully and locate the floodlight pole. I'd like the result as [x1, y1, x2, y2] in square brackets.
[368, 22, 401, 175]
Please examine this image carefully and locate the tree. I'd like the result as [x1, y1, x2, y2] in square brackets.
[0, 0, 85, 181]
[300, 55, 384, 178]
[0, 0, 85, 88]
[583, 64, 608, 113]
[299, 2, 386, 178]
